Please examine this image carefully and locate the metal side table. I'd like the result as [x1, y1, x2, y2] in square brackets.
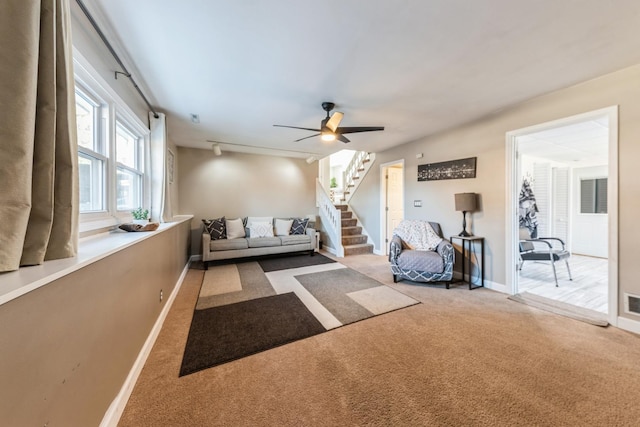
[449, 235, 484, 290]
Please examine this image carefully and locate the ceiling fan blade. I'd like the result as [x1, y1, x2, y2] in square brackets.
[325, 111, 344, 132]
[273, 125, 321, 132]
[294, 133, 320, 142]
[337, 134, 350, 143]
[336, 126, 384, 134]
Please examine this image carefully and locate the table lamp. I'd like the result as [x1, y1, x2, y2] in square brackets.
[455, 193, 477, 237]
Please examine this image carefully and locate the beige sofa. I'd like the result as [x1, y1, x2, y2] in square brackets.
[202, 227, 315, 269]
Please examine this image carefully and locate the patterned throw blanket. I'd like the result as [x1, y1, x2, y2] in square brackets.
[519, 179, 538, 238]
[393, 220, 442, 251]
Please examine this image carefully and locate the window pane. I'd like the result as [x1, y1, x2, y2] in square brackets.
[117, 167, 141, 211]
[580, 178, 607, 214]
[596, 178, 608, 213]
[78, 153, 104, 212]
[116, 122, 139, 169]
[75, 91, 97, 151]
[580, 179, 595, 213]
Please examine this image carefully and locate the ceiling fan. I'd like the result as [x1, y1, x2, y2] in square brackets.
[273, 102, 384, 143]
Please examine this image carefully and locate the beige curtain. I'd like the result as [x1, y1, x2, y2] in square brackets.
[149, 112, 173, 223]
[0, 0, 78, 272]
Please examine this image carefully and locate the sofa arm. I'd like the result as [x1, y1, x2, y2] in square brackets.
[436, 239, 454, 265]
[389, 235, 403, 263]
[202, 232, 211, 262]
[306, 227, 316, 237]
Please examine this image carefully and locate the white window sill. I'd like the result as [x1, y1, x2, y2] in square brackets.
[0, 215, 193, 306]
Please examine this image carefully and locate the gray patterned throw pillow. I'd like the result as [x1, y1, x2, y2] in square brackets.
[290, 218, 309, 235]
[202, 217, 226, 240]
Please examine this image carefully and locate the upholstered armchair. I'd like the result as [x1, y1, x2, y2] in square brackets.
[389, 220, 454, 288]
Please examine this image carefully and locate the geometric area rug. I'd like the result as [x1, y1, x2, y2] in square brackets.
[180, 254, 419, 376]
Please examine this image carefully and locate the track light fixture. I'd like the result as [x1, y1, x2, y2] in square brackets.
[212, 143, 222, 156]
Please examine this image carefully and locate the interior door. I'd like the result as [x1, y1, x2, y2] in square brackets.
[386, 166, 404, 254]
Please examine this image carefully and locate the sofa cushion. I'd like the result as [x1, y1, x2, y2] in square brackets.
[202, 217, 226, 240]
[247, 237, 282, 248]
[290, 217, 309, 235]
[210, 238, 249, 251]
[280, 235, 311, 246]
[226, 218, 246, 239]
[246, 217, 273, 228]
[249, 221, 274, 238]
[397, 250, 443, 272]
[274, 218, 293, 236]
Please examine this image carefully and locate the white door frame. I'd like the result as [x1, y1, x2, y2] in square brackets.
[505, 106, 619, 325]
[379, 159, 405, 255]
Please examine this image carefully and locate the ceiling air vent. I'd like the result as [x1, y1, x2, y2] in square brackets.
[624, 293, 640, 316]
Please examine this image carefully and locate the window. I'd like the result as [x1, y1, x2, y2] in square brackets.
[580, 178, 607, 214]
[115, 121, 143, 211]
[75, 88, 105, 212]
[74, 52, 150, 233]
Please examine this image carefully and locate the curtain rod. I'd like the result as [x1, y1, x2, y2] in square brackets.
[75, 0, 160, 119]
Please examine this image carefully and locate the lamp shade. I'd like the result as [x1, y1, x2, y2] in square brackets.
[455, 193, 477, 212]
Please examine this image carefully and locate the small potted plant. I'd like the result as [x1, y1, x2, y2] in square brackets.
[131, 207, 150, 225]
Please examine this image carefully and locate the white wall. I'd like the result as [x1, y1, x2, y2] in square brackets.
[572, 166, 608, 257]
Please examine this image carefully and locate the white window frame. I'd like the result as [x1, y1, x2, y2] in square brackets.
[75, 84, 107, 214]
[74, 49, 151, 234]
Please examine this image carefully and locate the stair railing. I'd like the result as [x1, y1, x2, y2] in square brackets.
[341, 151, 375, 204]
[316, 178, 344, 257]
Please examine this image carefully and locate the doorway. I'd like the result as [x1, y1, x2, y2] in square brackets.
[505, 107, 618, 323]
[380, 160, 404, 255]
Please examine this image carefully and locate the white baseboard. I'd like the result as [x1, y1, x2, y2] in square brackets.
[100, 261, 190, 427]
[452, 271, 507, 293]
[617, 316, 640, 335]
[324, 246, 337, 256]
[373, 248, 385, 256]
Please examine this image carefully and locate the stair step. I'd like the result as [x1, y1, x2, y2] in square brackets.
[341, 211, 352, 219]
[344, 243, 374, 256]
[334, 204, 348, 211]
[341, 218, 357, 227]
[342, 234, 368, 245]
[357, 168, 365, 172]
[363, 159, 370, 163]
[341, 226, 363, 236]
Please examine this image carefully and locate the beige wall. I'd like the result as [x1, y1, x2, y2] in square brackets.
[351, 63, 640, 320]
[178, 147, 319, 254]
[0, 220, 191, 426]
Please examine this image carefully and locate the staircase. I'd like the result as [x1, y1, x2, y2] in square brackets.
[336, 205, 374, 255]
[340, 151, 374, 204]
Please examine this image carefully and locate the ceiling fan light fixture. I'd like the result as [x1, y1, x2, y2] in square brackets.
[321, 131, 336, 142]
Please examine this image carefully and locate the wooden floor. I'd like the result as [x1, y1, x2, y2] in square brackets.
[518, 254, 608, 313]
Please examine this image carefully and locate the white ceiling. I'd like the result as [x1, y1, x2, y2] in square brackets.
[78, 0, 640, 159]
[518, 116, 609, 168]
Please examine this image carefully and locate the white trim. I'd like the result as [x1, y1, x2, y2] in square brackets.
[452, 272, 508, 293]
[617, 317, 640, 335]
[99, 258, 192, 427]
[379, 159, 405, 255]
[323, 246, 338, 256]
[0, 216, 193, 307]
[505, 106, 619, 325]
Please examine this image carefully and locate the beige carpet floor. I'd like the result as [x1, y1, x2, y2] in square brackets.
[119, 253, 640, 426]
